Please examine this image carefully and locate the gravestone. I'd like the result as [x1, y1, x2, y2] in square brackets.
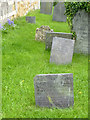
[45, 32, 73, 50]
[40, 2, 53, 15]
[0, 2, 8, 24]
[72, 10, 88, 54]
[26, 16, 36, 23]
[53, 2, 67, 22]
[34, 73, 74, 108]
[50, 37, 75, 64]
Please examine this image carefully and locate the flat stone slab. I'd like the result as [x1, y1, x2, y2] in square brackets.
[50, 37, 75, 64]
[26, 16, 36, 23]
[34, 73, 74, 108]
[40, 2, 53, 15]
[45, 32, 73, 50]
[53, 2, 67, 22]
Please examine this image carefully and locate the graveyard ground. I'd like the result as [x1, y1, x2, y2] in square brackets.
[2, 10, 88, 118]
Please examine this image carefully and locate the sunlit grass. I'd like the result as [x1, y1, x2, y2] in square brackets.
[2, 10, 88, 118]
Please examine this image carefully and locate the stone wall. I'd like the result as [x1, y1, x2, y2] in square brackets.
[16, 0, 40, 18]
[72, 10, 88, 54]
[0, 0, 40, 24]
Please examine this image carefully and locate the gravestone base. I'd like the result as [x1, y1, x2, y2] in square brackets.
[50, 37, 75, 64]
[34, 74, 74, 108]
[26, 16, 36, 23]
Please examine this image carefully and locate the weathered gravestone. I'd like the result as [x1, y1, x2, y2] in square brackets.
[34, 73, 74, 108]
[50, 37, 75, 64]
[26, 16, 36, 23]
[72, 10, 88, 54]
[53, 2, 67, 22]
[45, 32, 73, 50]
[40, 2, 53, 15]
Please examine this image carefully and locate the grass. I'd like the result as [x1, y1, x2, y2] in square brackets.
[2, 10, 88, 118]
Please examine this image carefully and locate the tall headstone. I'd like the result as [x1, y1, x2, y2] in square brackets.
[50, 37, 75, 64]
[45, 32, 73, 50]
[72, 10, 88, 54]
[40, 2, 53, 15]
[34, 73, 74, 108]
[53, 2, 67, 22]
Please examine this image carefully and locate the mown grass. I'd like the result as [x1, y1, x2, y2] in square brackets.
[2, 10, 88, 118]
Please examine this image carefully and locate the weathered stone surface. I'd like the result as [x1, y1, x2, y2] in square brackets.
[45, 32, 73, 50]
[26, 16, 36, 23]
[8, 4, 13, 14]
[53, 2, 67, 22]
[1, 2, 8, 16]
[50, 37, 75, 64]
[34, 73, 74, 108]
[72, 10, 89, 54]
[35, 26, 54, 41]
[40, 2, 53, 15]
[88, 13, 90, 54]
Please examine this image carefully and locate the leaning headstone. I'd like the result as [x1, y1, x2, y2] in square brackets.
[40, 2, 53, 15]
[45, 32, 73, 50]
[26, 16, 36, 23]
[53, 2, 67, 22]
[34, 73, 74, 108]
[35, 26, 54, 42]
[50, 37, 75, 64]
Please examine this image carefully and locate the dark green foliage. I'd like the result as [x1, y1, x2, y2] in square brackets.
[64, 2, 89, 29]
[53, 2, 58, 6]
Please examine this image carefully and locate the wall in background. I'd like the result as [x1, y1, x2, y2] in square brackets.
[0, 0, 40, 24]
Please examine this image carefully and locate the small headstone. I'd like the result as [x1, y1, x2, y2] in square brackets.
[50, 37, 75, 64]
[26, 16, 36, 23]
[45, 32, 73, 50]
[35, 26, 54, 42]
[53, 2, 67, 22]
[34, 73, 74, 108]
[40, 2, 53, 15]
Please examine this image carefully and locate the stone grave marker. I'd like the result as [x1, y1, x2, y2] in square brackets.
[53, 2, 67, 22]
[72, 10, 88, 54]
[45, 32, 73, 50]
[40, 2, 53, 15]
[26, 16, 36, 23]
[34, 73, 74, 108]
[50, 37, 75, 64]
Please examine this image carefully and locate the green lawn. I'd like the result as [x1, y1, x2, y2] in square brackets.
[2, 10, 88, 118]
